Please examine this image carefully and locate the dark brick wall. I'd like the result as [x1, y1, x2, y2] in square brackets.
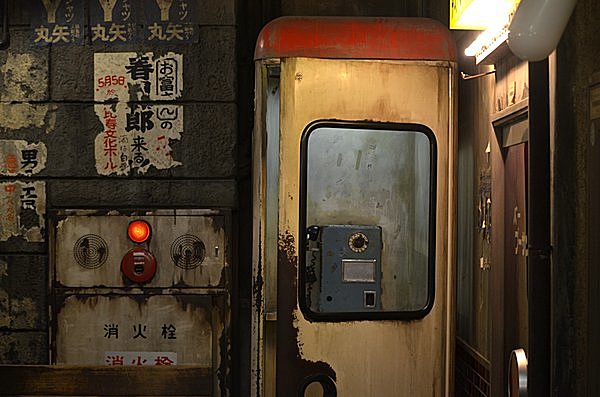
[0, 255, 48, 364]
[0, 2, 237, 365]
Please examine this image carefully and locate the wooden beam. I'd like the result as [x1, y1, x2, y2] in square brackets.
[0, 365, 212, 396]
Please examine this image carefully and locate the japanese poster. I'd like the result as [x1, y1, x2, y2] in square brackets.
[93, 52, 183, 175]
[94, 52, 183, 101]
[31, 0, 85, 46]
[0, 181, 46, 242]
[142, 0, 199, 43]
[94, 103, 182, 175]
[0, 140, 48, 176]
[89, 0, 138, 44]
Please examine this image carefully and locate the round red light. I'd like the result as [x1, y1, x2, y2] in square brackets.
[128, 220, 151, 243]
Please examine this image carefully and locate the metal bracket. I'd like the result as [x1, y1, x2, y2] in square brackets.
[460, 70, 496, 80]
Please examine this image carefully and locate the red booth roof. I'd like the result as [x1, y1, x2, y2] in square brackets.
[255, 17, 457, 62]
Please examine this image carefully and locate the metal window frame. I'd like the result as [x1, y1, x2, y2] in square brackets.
[298, 120, 438, 321]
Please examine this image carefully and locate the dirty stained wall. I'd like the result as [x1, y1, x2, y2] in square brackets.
[455, 28, 530, 397]
[0, 2, 238, 374]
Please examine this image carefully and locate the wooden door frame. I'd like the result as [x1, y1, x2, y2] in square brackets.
[490, 99, 529, 397]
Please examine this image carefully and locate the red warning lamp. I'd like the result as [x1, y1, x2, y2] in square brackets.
[128, 220, 151, 243]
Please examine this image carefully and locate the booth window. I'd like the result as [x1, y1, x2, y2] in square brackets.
[300, 121, 437, 321]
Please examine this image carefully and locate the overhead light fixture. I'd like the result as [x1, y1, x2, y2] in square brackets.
[459, 0, 521, 64]
[508, 0, 577, 61]
[451, 0, 520, 30]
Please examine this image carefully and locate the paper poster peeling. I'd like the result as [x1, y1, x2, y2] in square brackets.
[0, 181, 46, 242]
[94, 103, 182, 175]
[93, 52, 184, 175]
[0, 140, 47, 176]
[94, 52, 183, 102]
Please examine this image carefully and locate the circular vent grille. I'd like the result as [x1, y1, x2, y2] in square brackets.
[171, 234, 206, 270]
[73, 234, 109, 269]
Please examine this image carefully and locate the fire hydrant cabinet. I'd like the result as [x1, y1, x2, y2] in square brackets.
[49, 209, 231, 391]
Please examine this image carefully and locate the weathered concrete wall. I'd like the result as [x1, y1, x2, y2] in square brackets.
[0, 2, 237, 366]
[0, 255, 47, 364]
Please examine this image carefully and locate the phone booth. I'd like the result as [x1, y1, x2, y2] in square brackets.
[251, 17, 457, 396]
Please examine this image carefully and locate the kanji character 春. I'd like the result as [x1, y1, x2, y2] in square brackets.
[126, 56, 154, 81]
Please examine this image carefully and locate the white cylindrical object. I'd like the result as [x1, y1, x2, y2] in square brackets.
[508, 0, 577, 61]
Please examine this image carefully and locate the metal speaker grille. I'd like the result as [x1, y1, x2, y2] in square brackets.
[171, 234, 206, 270]
[73, 234, 109, 269]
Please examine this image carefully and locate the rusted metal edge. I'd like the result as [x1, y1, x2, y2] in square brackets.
[255, 16, 457, 62]
[276, 231, 336, 394]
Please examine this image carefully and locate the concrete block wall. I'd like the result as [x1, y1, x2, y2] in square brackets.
[0, 3, 237, 364]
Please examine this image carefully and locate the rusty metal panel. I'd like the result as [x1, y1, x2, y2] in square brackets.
[54, 211, 228, 288]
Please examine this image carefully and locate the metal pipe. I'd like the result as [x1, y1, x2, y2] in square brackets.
[527, 58, 552, 397]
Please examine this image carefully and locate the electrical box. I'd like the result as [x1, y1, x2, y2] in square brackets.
[49, 209, 230, 384]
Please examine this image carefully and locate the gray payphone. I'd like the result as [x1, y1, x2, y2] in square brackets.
[300, 122, 436, 320]
[307, 225, 382, 312]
